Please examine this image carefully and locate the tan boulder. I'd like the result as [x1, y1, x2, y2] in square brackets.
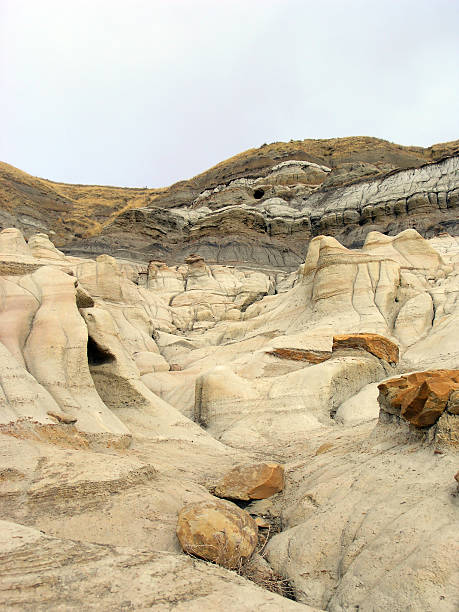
[378, 370, 459, 427]
[176, 499, 258, 569]
[333, 333, 399, 364]
[213, 462, 285, 501]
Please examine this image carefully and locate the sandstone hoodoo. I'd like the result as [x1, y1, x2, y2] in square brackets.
[213, 462, 285, 501]
[176, 500, 258, 570]
[0, 136, 458, 611]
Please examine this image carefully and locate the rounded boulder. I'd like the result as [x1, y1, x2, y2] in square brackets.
[176, 499, 258, 569]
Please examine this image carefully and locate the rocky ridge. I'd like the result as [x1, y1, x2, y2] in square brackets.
[66, 153, 459, 269]
[1, 137, 459, 270]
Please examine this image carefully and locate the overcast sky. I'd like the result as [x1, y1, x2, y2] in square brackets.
[1, 0, 458, 188]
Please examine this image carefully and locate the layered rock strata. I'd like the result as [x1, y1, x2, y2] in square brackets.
[2, 137, 457, 246]
[65, 155, 459, 269]
[0, 520, 308, 611]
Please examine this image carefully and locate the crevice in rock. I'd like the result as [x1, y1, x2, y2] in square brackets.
[239, 503, 297, 601]
[87, 335, 115, 366]
[238, 555, 298, 601]
[229, 498, 251, 510]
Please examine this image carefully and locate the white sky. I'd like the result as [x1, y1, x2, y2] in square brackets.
[1, 0, 458, 187]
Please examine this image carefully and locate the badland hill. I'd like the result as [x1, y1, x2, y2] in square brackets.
[0, 138, 458, 610]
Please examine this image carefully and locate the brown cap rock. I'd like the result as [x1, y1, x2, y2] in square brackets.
[184, 253, 205, 265]
[333, 333, 399, 364]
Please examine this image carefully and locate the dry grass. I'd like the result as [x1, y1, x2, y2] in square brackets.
[0, 161, 165, 241]
[238, 558, 296, 599]
[237, 523, 297, 599]
[191, 136, 459, 183]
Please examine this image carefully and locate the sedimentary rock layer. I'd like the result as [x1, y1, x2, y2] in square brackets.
[2, 137, 458, 269]
[66, 155, 459, 269]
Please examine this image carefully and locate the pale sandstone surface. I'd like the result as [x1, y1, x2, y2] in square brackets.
[0, 226, 457, 610]
[0, 521, 312, 611]
[334, 382, 380, 425]
[0, 266, 129, 436]
[0, 431, 214, 549]
[264, 422, 459, 611]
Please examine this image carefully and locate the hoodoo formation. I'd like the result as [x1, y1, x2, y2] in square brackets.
[0, 137, 458, 610]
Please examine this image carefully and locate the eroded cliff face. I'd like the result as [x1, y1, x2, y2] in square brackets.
[1, 137, 458, 265]
[66, 154, 459, 269]
[119, 135, 459, 210]
[0, 224, 458, 610]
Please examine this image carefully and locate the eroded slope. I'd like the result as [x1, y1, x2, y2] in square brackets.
[0, 226, 457, 610]
[1, 137, 458, 263]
